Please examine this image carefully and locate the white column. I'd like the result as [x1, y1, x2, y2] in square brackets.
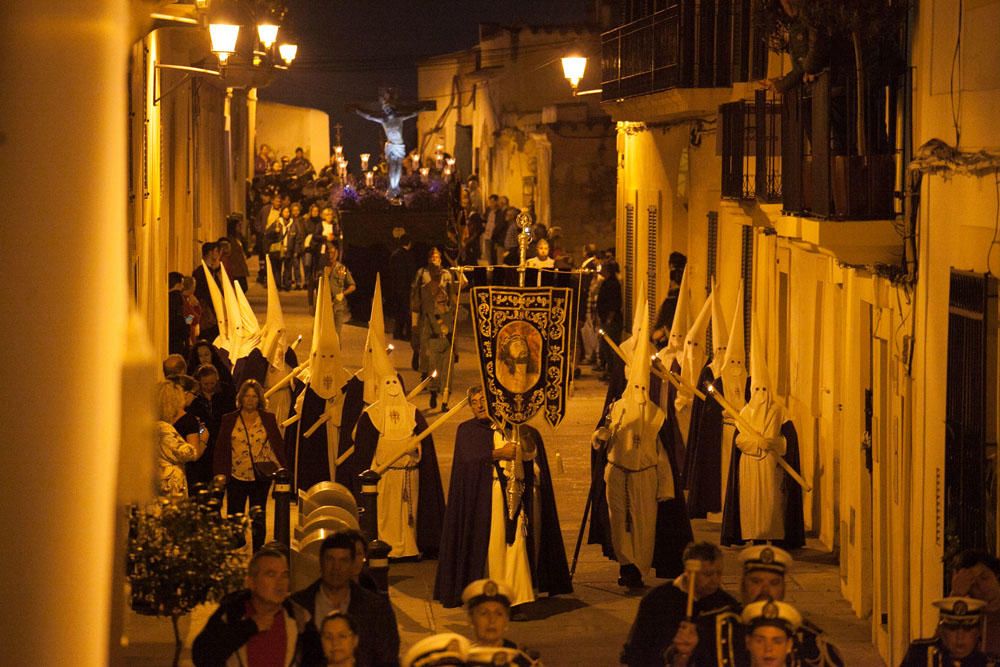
[0, 2, 129, 665]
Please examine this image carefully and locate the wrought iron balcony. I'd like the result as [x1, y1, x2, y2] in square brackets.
[600, 0, 767, 103]
[721, 89, 782, 203]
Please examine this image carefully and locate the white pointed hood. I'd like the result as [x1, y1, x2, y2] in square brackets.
[202, 260, 230, 353]
[231, 280, 262, 361]
[260, 256, 288, 369]
[357, 275, 395, 404]
[675, 295, 712, 412]
[720, 281, 748, 408]
[616, 295, 652, 425]
[364, 374, 416, 440]
[219, 261, 241, 354]
[709, 277, 729, 377]
[743, 315, 783, 432]
[657, 264, 690, 368]
[309, 275, 351, 399]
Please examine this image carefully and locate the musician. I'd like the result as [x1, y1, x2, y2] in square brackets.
[900, 597, 997, 666]
[621, 542, 739, 666]
[712, 546, 843, 666]
[740, 599, 803, 667]
[434, 386, 571, 609]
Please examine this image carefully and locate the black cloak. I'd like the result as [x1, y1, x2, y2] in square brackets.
[231, 348, 269, 389]
[285, 376, 357, 493]
[434, 418, 573, 608]
[720, 419, 805, 549]
[684, 367, 722, 518]
[352, 407, 445, 559]
[586, 361, 625, 559]
[651, 420, 696, 579]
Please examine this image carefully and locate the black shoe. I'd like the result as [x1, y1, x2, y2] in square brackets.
[618, 564, 644, 590]
[441, 402, 448, 412]
[429, 392, 438, 409]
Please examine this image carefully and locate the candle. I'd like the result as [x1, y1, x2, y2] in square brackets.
[411, 151, 420, 166]
[419, 167, 430, 182]
[446, 157, 456, 168]
[443, 167, 452, 180]
[360, 153, 370, 170]
[365, 171, 374, 187]
[334, 145, 343, 158]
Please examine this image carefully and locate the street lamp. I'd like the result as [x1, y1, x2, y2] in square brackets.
[257, 22, 279, 49]
[209, 22, 240, 64]
[278, 42, 298, 65]
[561, 56, 587, 92]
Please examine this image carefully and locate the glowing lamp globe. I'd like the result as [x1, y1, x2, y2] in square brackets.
[561, 56, 587, 90]
[209, 23, 240, 64]
[278, 43, 298, 65]
[257, 23, 279, 49]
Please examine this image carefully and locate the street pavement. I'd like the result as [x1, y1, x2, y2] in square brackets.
[122, 275, 883, 665]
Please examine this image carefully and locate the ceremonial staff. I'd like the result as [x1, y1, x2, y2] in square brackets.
[705, 384, 811, 492]
[440, 269, 464, 408]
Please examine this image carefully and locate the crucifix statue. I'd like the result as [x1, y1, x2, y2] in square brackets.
[350, 88, 431, 201]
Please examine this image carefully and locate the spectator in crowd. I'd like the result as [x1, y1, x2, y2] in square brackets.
[388, 234, 417, 342]
[501, 207, 524, 261]
[186, 363, 235, 490]
[319, 611, 360, 667]
[481, 194, 501, 265]
[525, 238, 554, 270]
[256, 191, 282, 284]
[290, 531, 401, 667]
[157, 380, 203, 496]
[287, 146, 315, 180]
[181, 276, 201, 349]
[494, 206, 515, 263]
[169, 271, 190, 357]
[418, 264, 455, 410]
[596, 260, 623, 382]
[163, 353, 187, 379]
[466, 175, 483, 216]
[285, 201, 306, 290]
[188, 340, 234, 387]
[266, 206, 292, 290]
[949, 550, 1000, 655]
[323, 241, 356, 339]
[193, 241, 223, 341]
[254, 144, 272, 176]
[192, 546, 308, 666]
[224, 214, 251, 293]
[169, 374, 209, 485]
[215, 379, 287, 551]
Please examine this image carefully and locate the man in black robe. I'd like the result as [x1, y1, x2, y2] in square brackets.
[434, 387, 572, 608]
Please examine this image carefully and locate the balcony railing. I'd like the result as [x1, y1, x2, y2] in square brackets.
[781, 71, 898, 220]
[721, 89, 782, 203]
[601, 0, 768, 103]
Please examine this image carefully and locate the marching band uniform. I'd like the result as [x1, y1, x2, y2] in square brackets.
[714, 547, 843, 667]
[901, 597, 998, 667]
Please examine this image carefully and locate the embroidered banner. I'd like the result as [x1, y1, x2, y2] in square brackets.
[469, 286, 576, 427]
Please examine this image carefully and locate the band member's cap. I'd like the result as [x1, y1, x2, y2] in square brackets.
[739, 545, 793, 575]
[461, 578, 514, 610]
[402, 632, 469, 667]
[466, 646, 536, 666]
[740, 598, 803, 635]
[933, 597, 987, 627]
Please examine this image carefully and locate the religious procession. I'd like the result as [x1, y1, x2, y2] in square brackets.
[13, 1, 1000, 666]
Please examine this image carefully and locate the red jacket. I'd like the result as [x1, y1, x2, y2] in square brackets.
[214, 410, 287, 479]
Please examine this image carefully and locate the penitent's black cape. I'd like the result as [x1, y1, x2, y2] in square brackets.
[720, 419, 805, 549]
[684, 366, 722, 518]
[434, 418, 573, 608]
[333, 377, 367, 496]
[353, 407, 445, 558]
[285, 373, 359, 493]
[232, 348, 269, 389]
[587, 362, 625, 560]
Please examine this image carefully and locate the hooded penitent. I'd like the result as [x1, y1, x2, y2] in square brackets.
[202, 259, 230, 354]
[656, 264, 690, 370]
[231, 280, 262, 361]
[720, 281, 748, 410]
[260, 255, 287, 370]
[357, 275, 396, 405]
[675, 295, 712, 415]
[611, 296, 656, 433]
[708, 277, 728, 378]
[309, 275, 351, 400]
[366, 374, 417, 443]
[741, 316, 782, 437]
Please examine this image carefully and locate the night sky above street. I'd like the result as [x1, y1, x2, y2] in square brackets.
[260, 0, 591, 160]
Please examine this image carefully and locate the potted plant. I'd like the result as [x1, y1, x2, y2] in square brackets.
[127, 486, 250, 666]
